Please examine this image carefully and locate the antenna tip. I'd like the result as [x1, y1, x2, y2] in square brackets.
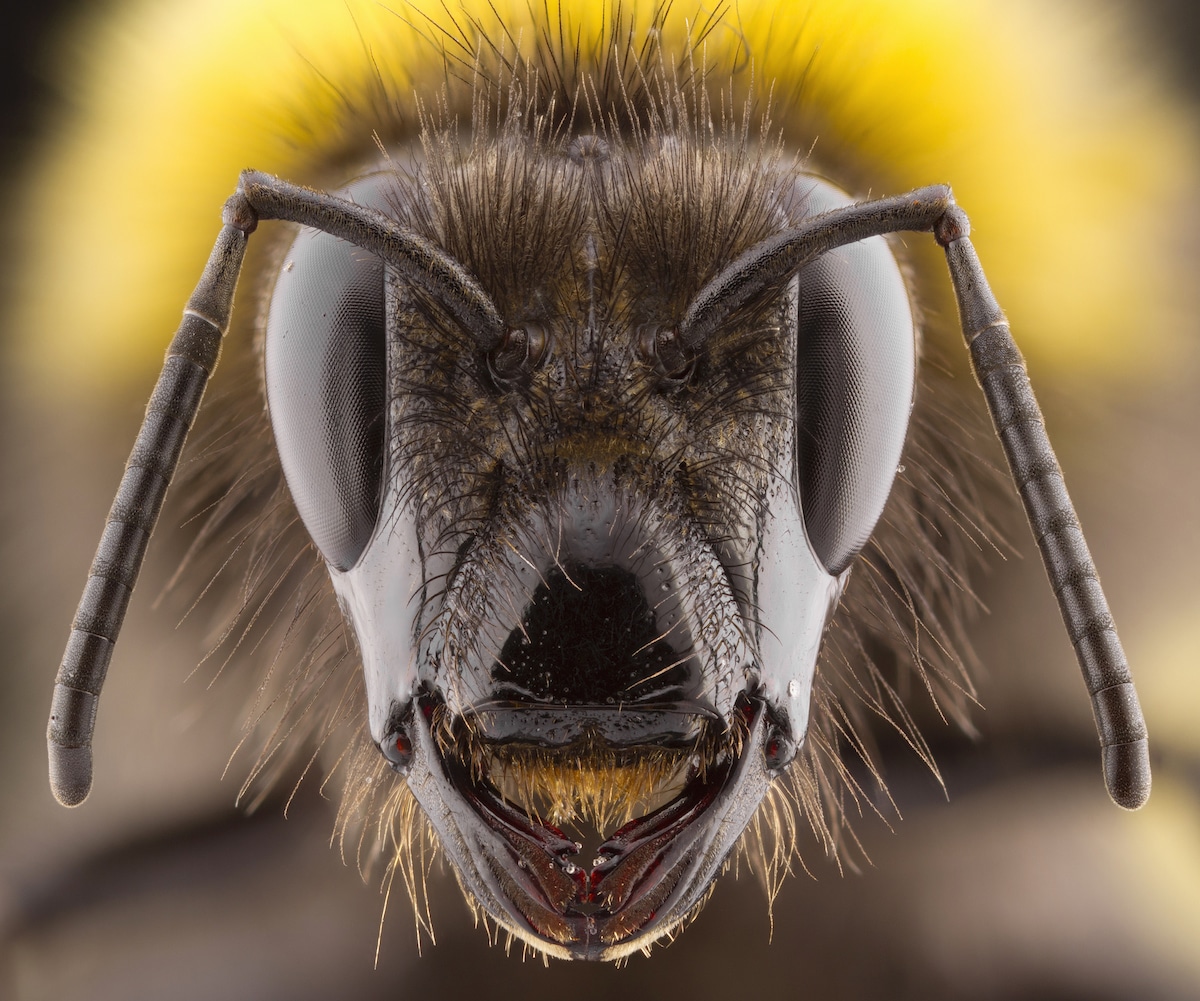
[49, 744, 93, 807]
[1103, 739, 1151, 810]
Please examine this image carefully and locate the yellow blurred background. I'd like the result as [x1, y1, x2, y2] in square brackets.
[1, 1, 1198, 998]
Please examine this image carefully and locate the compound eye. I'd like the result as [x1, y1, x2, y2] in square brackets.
[265, 177, 389, 572]
[794, 178, 916, 575]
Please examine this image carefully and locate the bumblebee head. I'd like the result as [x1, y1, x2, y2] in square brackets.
[256, 109, 938, 954]
[34, 0, 1179, 964]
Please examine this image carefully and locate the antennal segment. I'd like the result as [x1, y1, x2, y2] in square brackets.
[679, 185, 952, 351]
[47, 193, 257, 807]
[935, 205, 1151, 810]
[42, 169, 508, 801]
[47, 173, 1150, 814]
[238, 170, 505, 351]
[676, 185, 1151, 811]
[46, 171, 510, 807]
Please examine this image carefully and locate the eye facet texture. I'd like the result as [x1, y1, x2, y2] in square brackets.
[265, 180, 390, 571]
[793, 179, 915, 575]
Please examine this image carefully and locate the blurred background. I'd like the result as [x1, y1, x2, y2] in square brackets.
[1, 2, 1199, 999]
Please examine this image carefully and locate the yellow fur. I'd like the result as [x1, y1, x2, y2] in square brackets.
[11, 0, 1197, 395]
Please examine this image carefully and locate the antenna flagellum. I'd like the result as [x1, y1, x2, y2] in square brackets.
[47, 177, 1150, 813]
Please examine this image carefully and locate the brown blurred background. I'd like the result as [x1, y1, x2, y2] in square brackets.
[2, 3, 1199, 1000]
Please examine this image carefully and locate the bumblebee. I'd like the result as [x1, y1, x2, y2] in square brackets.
[11, 0, 1199, 973]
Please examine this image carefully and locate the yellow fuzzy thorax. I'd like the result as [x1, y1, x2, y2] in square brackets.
[9, 0, 1197, 397]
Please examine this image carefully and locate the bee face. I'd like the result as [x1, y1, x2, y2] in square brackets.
[256, 100, 922, 953]
[32, 0, 1178, 968]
